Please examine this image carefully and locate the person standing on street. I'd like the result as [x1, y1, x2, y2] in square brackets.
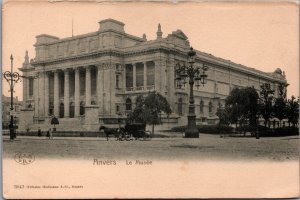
[38, 127, 42, 137]
[49, 128, 53, 139]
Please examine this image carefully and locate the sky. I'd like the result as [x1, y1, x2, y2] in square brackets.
[2, 1, 299, 100]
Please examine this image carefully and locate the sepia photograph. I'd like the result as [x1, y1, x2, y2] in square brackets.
[2, 1, 299, 199]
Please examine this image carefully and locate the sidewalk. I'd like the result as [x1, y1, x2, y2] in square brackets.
[2, 135, 190, 141]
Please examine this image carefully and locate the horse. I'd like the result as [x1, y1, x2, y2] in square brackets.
[99, 126, 120, 141]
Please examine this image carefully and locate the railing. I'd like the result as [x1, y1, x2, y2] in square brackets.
[125, 85, 155, 92]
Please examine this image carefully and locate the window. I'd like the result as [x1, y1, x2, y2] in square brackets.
[200, 100, 204, 112]
[136, 63, 144, 87]
[59, 103, 64, 118]
[29, 78, 34, 97]
[80, 101, 85, 115]
[69, 102, 74, 118]
[80, 70, 85, 96]
[49, 102, 54, 116]
[178, 98, 183, 115]
[146, 61, 155, 86]
[91, 68, 97, 95]
[125, 98, 132, 111]
[116, 105, 120, 113]
[116, 75, 120, 89]
[59, 73, 64, 97]
[209, 101, 213, 113]
[126, 64, 133, 88]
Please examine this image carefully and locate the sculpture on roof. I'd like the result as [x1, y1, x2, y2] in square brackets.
[157, 23, 163, 39]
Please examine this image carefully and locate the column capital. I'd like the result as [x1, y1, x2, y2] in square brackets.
[63, 68, 72, 73]
[85, 66, 91, 72]
[72, 66, 82, 71]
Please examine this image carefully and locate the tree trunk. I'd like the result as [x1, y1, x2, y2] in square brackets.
[152, 124, 155, 138]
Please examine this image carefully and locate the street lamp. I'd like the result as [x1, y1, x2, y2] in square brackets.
[175, 47, 208, 138]
[3, 55, 21, 140]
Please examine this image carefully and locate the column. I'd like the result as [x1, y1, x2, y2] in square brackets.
[74, 68, 80, 117]
[97, 66, 102, 113]
[85, 67, 91, 105]
[44, 72, 49, 117]
[22, 78, 27, 108]
[33, 75, 39, 117]
[64, 69, 70, 117]
[53, 71, 59, 117]
[143, 62, 147, 89]
[133, 63, 136, 90]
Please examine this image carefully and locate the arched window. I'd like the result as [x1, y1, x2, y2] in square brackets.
[209, 101, 213, 113]
[69, 102, 75, 118]
[200, 100, 204, 113]
[126, 98, 132, 111]
[80, 101, 85, 115]
[178, 98, 183, 115]
[27, 104, 32, 109]
[218, 101, 222, 108]
[91, 101, 96, 105]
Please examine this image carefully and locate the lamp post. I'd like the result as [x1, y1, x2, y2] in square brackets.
[175, 47, 208, 138]
[3, 55, 21, 140]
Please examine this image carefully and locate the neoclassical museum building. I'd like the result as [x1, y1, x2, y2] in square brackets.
[19, 19, 287, 131]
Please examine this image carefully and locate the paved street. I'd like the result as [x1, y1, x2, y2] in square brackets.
[2, 134, 299, 161]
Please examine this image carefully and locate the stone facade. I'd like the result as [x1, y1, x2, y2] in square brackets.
[19, 19, 287, 131]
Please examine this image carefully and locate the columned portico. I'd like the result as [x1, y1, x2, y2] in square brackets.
[64, 69, 70, 118]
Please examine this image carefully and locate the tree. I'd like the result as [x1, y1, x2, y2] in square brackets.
[225, 87, 259, 131]
[51, 116, 59, 131]
[225, 88, 244, 128]
[273, 83, 288, 127]
[286, 96, 299, 127]
[273, 98, 287, 127]
[216, 107, 230, 126]
[129, 92, 172, 136]
[258, 83, 274, 128]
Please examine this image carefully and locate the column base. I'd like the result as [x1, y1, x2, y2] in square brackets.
[185, 114, 199, 138]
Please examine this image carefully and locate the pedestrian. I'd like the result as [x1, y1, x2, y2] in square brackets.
[49, 128, 53, 139]
[38, 127, 42, 137]
[46, 128, 50, 139]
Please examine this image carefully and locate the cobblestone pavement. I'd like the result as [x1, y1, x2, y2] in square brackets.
[2, 134, 299, 161]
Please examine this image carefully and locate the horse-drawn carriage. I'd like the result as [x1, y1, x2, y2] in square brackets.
[99, 123, 151, 141]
